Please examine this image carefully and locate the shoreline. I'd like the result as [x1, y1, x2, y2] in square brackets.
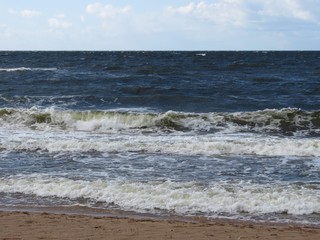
[1, 205, 319, 228]
[0, 210, 319, 240]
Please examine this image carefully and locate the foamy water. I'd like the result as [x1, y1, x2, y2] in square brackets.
[1, 107, 320, 224]
[0, 51, 319, 225]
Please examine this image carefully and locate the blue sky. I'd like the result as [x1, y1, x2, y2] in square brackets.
[0, 0, 319, 50]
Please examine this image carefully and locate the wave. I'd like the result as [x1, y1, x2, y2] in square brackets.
[2, 133, 320, 157]
[0, 67, 57, 72]
[195, 53, 206, 57]
[1, 107, 320, 157]
[0, 107, 319, 135]
[228, 61, 271, 69]
[1, 175, 319, 216]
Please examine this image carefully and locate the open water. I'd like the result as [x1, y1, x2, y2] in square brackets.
[0, 51, 319, 225]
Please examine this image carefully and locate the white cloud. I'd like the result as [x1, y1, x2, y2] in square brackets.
[166, 0, 319, 30]
[84, 2, 134, 39]
[167, 0, 248, 27]
[20, 10, 41, 18]
[48, 14, 72, 29]
[86, 3, 131, 19]
[257, 0, 315, 21]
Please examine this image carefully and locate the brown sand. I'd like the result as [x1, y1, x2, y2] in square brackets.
[0, 211, 319, 240]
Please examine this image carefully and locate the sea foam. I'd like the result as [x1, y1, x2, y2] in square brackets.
[0, 175, 319, 216]
[0, 67, 57, 72]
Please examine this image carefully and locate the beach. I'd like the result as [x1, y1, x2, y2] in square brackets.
[0, 211, 319, 240]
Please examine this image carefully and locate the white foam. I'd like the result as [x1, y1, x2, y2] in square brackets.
[0, 175, 319, 216]
[0, 67, 30, 72]
[0, 67, 57, 72]
[1, 129, 320, 157]
[2, 108, 320, 157]
[1, 108, 319, 137]
[195, 53, 206, 57]
[72, 113, 155, 131]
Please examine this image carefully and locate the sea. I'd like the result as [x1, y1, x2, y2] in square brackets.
[0, 51, 319, 225]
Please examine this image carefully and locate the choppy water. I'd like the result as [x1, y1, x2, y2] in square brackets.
[0, 51, 319, 225]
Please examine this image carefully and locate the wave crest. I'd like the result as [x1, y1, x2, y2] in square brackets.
[0, 108, 319, 135]
[1, 175, 319, 216]
[0, 67, 57, 72]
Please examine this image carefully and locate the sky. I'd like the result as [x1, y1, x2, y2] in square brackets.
[0, 0, 319, 50]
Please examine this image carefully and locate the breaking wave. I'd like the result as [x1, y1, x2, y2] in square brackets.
[2, 134, 320, 157]
[0, 107, 319, 135]
[0, 175, 319, 217]
[1, 107, 320, 157]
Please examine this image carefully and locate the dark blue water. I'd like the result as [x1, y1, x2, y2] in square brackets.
[1, 51, 319, 112]
[0, 51, 320, 225]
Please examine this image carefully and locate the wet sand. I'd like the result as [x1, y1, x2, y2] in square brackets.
[0, 211, 319, 240]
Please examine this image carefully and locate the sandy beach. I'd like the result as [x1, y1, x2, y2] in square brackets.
[0, 211, 319, 240]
